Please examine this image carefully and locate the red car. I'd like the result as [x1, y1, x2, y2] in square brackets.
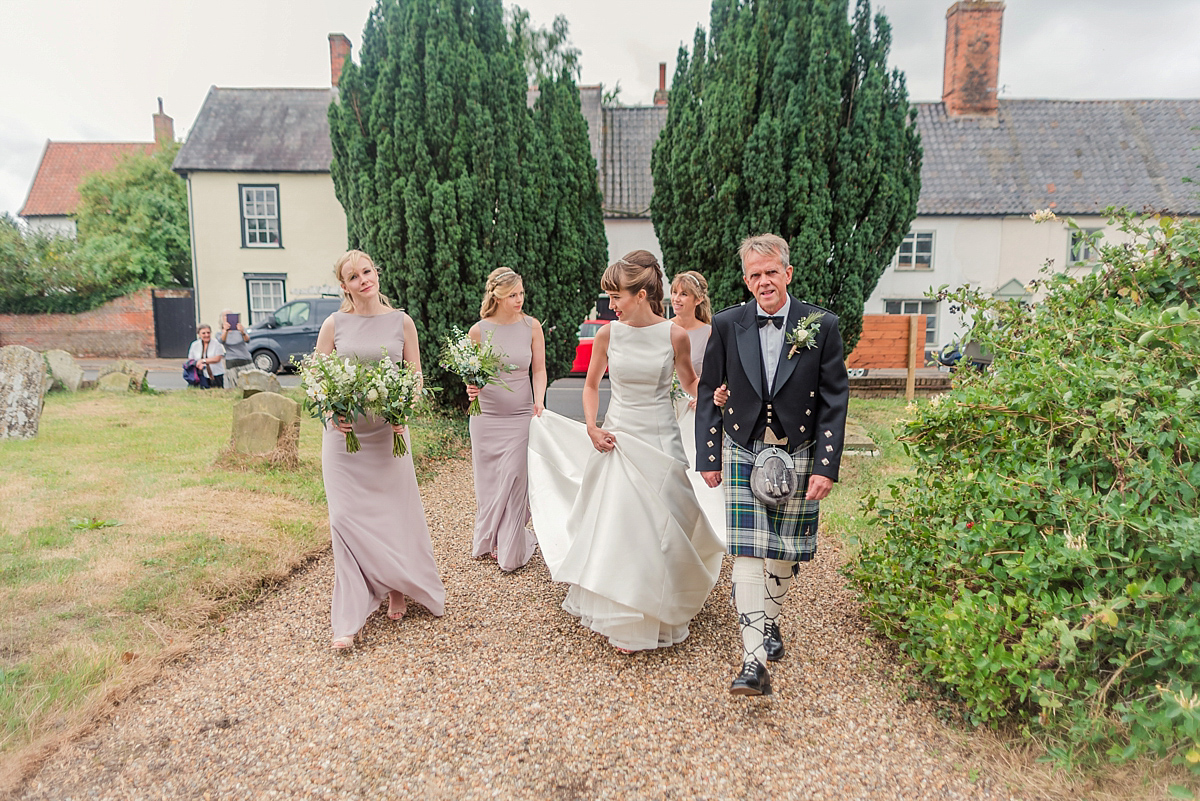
[570, 319, 611, 374]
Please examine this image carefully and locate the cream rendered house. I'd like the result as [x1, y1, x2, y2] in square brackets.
[173, 36, 354, 328]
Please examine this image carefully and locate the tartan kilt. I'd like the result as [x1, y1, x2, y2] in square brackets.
[723, 434, 819, 561]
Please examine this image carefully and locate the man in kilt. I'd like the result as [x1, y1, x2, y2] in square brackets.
[697, 234, 849, 696]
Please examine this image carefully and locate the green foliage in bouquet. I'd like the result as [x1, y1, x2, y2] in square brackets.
[848, 211, 1200, 771]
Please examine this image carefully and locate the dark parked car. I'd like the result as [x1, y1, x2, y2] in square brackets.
[246, 297, 341, 373]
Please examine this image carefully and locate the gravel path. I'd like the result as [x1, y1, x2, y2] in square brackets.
[18, 457, 1027, 800]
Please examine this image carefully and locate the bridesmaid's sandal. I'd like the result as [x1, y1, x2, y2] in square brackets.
[331, 636, 354, 651]
[387, 592, 407, 620]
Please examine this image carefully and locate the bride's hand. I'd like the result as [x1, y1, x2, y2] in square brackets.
[713, 383, 729, 407]
[587, 425, 616, 453]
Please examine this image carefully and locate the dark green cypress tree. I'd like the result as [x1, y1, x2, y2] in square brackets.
[328, 0, 606, 391]
[651, 0, 921, 350]
[520, 71, 608, 378]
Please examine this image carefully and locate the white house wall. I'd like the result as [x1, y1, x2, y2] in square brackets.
[24, 216, 77, 237]
[865, 214, 1118, 347]
[187, 171, 347, 328]
[604, 218, 659, 267]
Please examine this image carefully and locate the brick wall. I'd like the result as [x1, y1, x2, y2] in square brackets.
[0, 289, 157, 357]
[846, 314, 925, 369]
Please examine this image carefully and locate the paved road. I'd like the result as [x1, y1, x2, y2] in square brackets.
[79, 360, 605, 422]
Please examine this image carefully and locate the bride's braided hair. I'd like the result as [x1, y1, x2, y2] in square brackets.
[601, 250, 664, 316]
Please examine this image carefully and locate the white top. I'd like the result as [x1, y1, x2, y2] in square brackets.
[755, 295, 791, 394]
[188, 338, 226, 376]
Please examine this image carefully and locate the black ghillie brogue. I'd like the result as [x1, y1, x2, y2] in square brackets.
[729, 660, 773, 696]
[764, 620, 785, 662]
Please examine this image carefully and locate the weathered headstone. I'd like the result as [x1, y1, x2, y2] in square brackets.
[1, 345, 48, 439]
[232, 411, 284, 455]
[98, 372, 133, 392]
[231, 391, 301, 458]
[98, 359, 148, 391]
[237, 368, 282, 398]
[43, 350, 84, 392]
[232, 391, 300, 429]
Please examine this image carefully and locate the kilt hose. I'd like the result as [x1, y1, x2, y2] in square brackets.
[723, 434, 819, 561]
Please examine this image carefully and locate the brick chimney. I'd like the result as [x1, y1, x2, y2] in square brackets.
[653, 62, 669, 106]
[942, 1, 1004, 116]
[152, 97, 174, 144]
[329, 33, 352, 88]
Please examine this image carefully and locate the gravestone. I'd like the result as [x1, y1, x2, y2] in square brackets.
[98, 372, 133, 392]
[98, 359, 148, 391]
[0, 345, 48, 439]
[232, 411, 283, 454]
[237, 368, 282, 398]
[231, 391, 300, 457]
[44, 350, 84, 392]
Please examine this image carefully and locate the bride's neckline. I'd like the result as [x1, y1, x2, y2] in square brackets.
[617, 318, 671, 330]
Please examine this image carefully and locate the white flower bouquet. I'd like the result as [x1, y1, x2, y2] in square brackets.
[439, 327, 513, 415]
[364, 347, 429, 458]
[298, 351, 368, 453]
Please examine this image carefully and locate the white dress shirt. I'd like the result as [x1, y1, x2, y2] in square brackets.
[755, 296, 790, 395]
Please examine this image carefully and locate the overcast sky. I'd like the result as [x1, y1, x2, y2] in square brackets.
[4, 0, 1200, 219]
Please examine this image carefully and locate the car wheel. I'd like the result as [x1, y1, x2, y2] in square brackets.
[252, 349, 280, 373]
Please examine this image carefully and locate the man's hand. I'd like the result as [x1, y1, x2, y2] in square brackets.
[806, 475, 833, 501]
[701, 470, 722, 488]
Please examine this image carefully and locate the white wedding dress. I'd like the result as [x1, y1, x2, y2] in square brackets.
[528, 321, 724, 651]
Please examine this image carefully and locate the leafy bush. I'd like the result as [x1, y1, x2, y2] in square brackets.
[0, 215, 143, 313]
[848, 211, 1200, 770]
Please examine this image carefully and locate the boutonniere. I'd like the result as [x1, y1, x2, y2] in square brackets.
[786, 311, 824, 358]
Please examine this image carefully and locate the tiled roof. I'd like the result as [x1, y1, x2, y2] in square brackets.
[173, 87, 336, 173]
[596, 106, 668, 218]
[915, 99, 1200, 215]
[18, 141, 155, 217]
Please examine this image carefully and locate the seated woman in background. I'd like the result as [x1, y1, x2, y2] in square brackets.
[187, 324, 226, 388]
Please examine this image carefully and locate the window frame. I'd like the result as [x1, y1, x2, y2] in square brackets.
[894, 231, 935, 272]
[244, 273, 287, 325]
[238, 184, 283, 249]
[1069, 227, 1103, 265]
[884, 298, 938, 346]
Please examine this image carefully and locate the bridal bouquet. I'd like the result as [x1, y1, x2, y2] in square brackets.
[363, 348, 429, 458]
[298, 351, 368, 453]
[670, 371, 692, 403]
[439, 327, 513, 415]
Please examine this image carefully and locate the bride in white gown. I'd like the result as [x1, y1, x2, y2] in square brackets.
[528, 253, 724, 652]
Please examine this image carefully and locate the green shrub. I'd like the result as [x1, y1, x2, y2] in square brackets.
[0, 215, 143, 314]
[848, 211, 1200, 771]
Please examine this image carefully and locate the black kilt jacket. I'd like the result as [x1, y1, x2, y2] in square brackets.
[695, 296, 850, 482]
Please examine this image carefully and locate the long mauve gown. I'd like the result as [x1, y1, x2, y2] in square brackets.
[674, 323, 726, 542]
[323, 311, 446, 639]
[469, 317, 537, 571]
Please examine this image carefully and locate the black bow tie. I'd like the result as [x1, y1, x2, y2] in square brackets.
[756, 314, 784, 329]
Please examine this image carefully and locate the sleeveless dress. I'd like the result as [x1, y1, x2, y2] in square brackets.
[527, 321, 724, 651]
[674, 323, 726, 543]
[323, 311, 446, 639]
[469, 318, 537, 571]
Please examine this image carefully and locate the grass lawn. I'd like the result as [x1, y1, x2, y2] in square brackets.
[0, 387, 466, 768]
[821, 398, 914, 557]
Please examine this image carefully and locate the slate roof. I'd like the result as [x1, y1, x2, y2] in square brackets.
[173, 87, 336, 174]
[545, 86, 668, 218]
[914, 99, 1200, 216]
[19, 141, 155, 217]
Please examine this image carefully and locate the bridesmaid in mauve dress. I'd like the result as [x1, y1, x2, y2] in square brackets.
[316, 250, 446, 651]
[465, 268, 547, 571]
[670, 270, 726, 541]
